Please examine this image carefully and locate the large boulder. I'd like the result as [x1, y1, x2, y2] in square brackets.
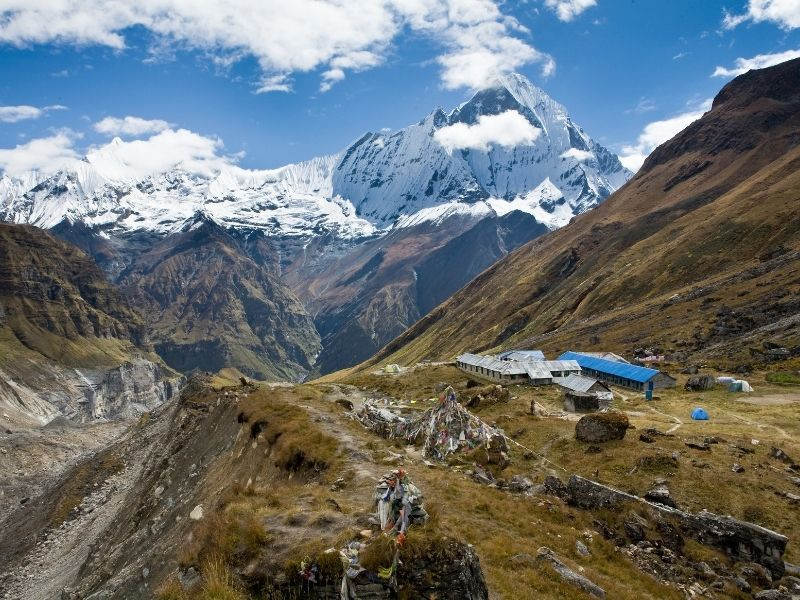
[575, 411, 629, 443]
[685, 375, 715, 391]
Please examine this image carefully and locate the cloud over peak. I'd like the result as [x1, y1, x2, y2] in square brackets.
[433, 110, 540, 153]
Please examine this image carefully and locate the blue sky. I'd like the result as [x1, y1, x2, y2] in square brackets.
[0, 0, 798, 175]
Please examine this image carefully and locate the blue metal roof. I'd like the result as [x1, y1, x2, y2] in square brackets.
[557, 351, 660, 383]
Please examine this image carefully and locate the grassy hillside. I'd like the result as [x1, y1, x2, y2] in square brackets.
[364, 58, 800, 370]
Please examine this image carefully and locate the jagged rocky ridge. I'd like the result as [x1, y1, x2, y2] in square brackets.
[0, 74, 631, 378]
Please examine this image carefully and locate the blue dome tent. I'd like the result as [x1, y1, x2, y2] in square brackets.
[691, 407, 709, 421]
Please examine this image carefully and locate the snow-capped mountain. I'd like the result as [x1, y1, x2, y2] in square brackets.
[334, 73, 630, 228]
[0, 73, 630, 238]
[0, 149, 376, 239]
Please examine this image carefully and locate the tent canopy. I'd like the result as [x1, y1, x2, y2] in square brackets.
[691, 407, 709, 420]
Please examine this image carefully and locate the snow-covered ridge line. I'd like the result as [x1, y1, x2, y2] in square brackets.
[0, 73, 631, 240]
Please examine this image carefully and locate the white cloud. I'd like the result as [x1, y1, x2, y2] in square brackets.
[437, 19, 554, 89]
[712, 48, 800, 78]
[94, 115, 172, 137]
[0, 127, 239, 180]
[560, 148, 593, 162]
[723, 0, 800, 30]
[0, 104, 66, 123]
[0, 1, 552, 92]
[0, 131, 79, 175]
[86, 129, 236, 180]
[544, 0, 598, 22]
[256, 74, 292, 94]
[619, 99, 712, 172]
[433, 110, 540, 153]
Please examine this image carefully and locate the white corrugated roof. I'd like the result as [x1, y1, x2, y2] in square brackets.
[558, 374, 608, 393]
[457, 353, 528, 375]
[539, 360, 581, 372]
[524, 363, 553, 380]
[499, 350, 546, 361]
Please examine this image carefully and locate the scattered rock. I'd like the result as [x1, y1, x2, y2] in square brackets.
[506, 475, 535, 495]
[754, 590, 791, 600]
[536, 547, 605, 598]
[644, 427, 673, 438]
[575, 411, 629, 443]
[732, 463, 745, 473]
[739, 562, 773, 588]
[776, 491, 800, 504]
[575, 540, 591, 557]
[779, 576, 800, 593]
[585, 445, 602, 454]
[179, 567, 201, 589]
[639, 433, 655, 443]
[644, 482, 678, 508]
[542, 475, 568, 499]
[685, 440, 711, 451]
[189, 505, 203, 521]
[771, 447, 796, 465]
[624, 520, 646, 542]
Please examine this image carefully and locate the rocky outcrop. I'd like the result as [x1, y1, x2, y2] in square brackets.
[536, 546, 605, 598]
[575, 411, 629, 443]
[399, 538, 488, 599]
[551, 475, 788, 579]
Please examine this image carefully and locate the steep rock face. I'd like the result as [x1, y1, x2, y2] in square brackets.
[0, 223, 178, 426]
[119, 216, 321, 381]
[369, 58, 800, 368]
[333, 73, 630, 228]
[0, 359, 179, 425]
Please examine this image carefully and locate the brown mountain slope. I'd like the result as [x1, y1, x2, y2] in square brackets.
[118, 216, 321, 381]
[365, 58, 800, 369]
[0, 223, 177, 425]
[0, 223, 147, 366]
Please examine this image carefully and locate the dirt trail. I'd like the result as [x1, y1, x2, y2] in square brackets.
[647, 406, 683, 433]
[718, 409, 793, 441]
